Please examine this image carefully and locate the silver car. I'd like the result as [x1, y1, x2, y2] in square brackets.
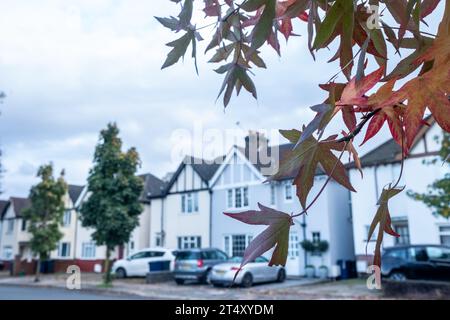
[210, 256, 286, 288]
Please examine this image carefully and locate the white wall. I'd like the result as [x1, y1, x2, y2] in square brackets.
[350, 124, 450, 261]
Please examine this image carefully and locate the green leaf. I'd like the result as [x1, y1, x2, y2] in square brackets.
[178, 0, 193, 29]
[161, 30, 194, 69]
[240, 0, 268, 12]
[313, 1, 344, 49]
[154, 16, 179, 31]
[251, 0, 276, 50]
[367, 185, 404, 267]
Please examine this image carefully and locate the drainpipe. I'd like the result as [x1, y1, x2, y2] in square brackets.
[160, 197, 165, 247]
[374, 165, 380, 200]
[73, 209, 78, 262]
[301, 215, 307, 270]
[208, 188, 213, 248]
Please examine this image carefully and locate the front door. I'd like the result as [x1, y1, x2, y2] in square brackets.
[286, 232, 301, 276]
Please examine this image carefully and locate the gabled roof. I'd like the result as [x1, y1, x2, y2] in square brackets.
[164, 156, 223, 193]
[139, 173, 167, 201]
[68, 185, 84, 204]
[0, 200, 10, 219]
[350, 117, 436, 168]
[10, 197, 31, 218]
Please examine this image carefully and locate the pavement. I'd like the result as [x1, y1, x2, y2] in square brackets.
[0, 285, 144, 300]
[0, 273, 384, 300]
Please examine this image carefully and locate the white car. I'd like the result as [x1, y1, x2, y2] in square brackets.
[210, 256, 286, 288]
[112, 248, 176, 278]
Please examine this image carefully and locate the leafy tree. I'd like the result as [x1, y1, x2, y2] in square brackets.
[158, 0, 450, 269]
[80, 123, 143, 284]
[23, 164, 67, 282]
[408, 132, 450, 218]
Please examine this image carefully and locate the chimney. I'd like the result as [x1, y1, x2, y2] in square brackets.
[245, 131, 269, 164]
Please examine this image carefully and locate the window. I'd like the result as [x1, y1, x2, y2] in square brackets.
[63, 210, 71, 227]
[58, 242, 71, 258]
[81, 242, 96, 258]
[155, 234, 162, 247]
[270, 184, 276, 205]
[393, 221, 410, 245]
[284, 183, 293, 201]
[312, 232, 321, 243]
[223, 235, 253, 257]
[385, 248, 408, 260]
[6, 220, 14, 234]
[21, 219, 27, 231]
[410, 247, 428, 262]
[439, 225, 450, 246]
[227, 190, 233, 208]
[181, 193, 199, 213]
[235, 188, 242, 208]
[226, 187, 249, 209]
[289, 233, 300, 258]
[177, 236, 201, 249]
[2, 246, 13, 260]
[426, 246, 450, 260]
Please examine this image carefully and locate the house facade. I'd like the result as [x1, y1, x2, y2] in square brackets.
[208, 134, 355, 276]
[149, 156, 220, 250]
[0, 185, 84, 273]
[349, 119, 450, 272]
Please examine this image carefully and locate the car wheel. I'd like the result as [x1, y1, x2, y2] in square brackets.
[277, 269, 286, 283]
[115, 268, 127, 279]
[175, 279, 185, 285]
[241, 273, 253, 288]
[389, 272, 407, 281]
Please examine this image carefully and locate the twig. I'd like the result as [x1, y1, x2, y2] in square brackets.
[336, 108, 382, 143]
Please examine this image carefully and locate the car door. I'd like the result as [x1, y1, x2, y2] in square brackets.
[142, 251, 167, 275]
[127, 252, 147, 276]
[408, 247, 437, 280]
[253, 257, 272, 282]
[426, 246, 450, 281]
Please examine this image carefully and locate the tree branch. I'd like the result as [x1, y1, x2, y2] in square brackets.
[336, 108, 382, 143]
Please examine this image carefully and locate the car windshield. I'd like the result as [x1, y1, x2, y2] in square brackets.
[176, 251, 201, 260]
[229, 256, 268, 263]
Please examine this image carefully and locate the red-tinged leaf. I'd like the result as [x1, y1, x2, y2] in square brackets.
[203, 0, 221, 17]
[338, 67, 385, 107]
[368, 185, 404, 268]
[341, 107, 357, 131]
[421, 0, 441, 19]
[271, 130, 355, 208]
[224, 203, 294, 272]
[280, 18, 293, 40]
[342, 131, 363, 178]
[361, 112, 387, 146]
[299, 11, 308, 22]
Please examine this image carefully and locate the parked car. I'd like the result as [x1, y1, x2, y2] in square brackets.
[210, 256, 286, 288]
[173, 248, 228, 285]
[381, 244, 450, 282]
[112, 248, 176, 278]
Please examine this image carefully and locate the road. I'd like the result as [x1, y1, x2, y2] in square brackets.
[0, 285, 144, 300]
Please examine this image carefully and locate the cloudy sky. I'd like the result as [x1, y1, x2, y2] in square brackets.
[0, 1, 443, 197]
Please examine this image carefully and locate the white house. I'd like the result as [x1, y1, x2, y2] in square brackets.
[149, 156, 221, 250]
[349, 118, 450, 272]
[73, 173, 164, 271]
[208, 132, 356, 276]
[0, 185, 84, 273]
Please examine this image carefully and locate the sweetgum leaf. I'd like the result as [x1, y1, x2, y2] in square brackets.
[224, 203, 294, 269]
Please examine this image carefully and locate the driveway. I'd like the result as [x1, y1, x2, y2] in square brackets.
[0, 274, 383, 299]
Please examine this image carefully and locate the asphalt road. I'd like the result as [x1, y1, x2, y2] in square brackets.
[0, 285, 144, 300]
